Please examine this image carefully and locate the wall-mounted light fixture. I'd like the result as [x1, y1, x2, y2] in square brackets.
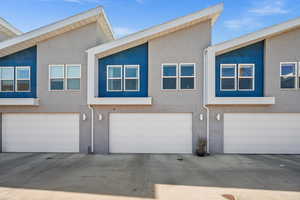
[199, 114, 204, 121]
[82, 113, 87, 121]
[216, 113, 221, 121]
[98, 113, 103, 121]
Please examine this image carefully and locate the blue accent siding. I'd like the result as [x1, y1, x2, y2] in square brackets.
[0, 46, 37, 98]
[216, 41, 264, 97]
[99, 43, 148, 97]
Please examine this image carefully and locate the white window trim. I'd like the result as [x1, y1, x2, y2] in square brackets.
[161, 63, 178, 91]
[124, 65, 140, 92]
[15, 66, 31, 92]
[49, 64, 65, 91]
[66, 64, 81, 91]
[220, 64, 237, 91]
[280, 62, 298, 90]
[107, 65, 123, 92]
[0, 66, 15, 93]
[238, 64, 255, 91]
[179, 63, 196, 90]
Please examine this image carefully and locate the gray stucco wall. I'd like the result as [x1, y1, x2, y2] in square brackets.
[0, 22, 110, 153]
[209, 26, 300, 153]
[93, 20, 212, 154]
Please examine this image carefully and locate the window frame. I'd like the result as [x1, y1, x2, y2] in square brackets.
[124, 65, 140, 92]
[49, 64, 81, 91]
[66, 64, 81, 91]
[106, 65, 123, 92]
[0, 66, 15, 92]
[15, 66, 31, 92]
[179, 63, 196, 90]
[161, 63, 178, 91]
[220, 64, 237, 91]
[238, 64, 255, 91]
[49, 64, 65, 91]
[280, 62, 298, 90]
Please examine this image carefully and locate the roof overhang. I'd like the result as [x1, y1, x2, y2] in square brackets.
[211, 16, 300, 55]
[0, 6, 115, 58]
[86, 3, 224, 58]
[0, 17, 22, 38]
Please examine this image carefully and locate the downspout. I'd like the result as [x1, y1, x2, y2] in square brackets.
[88, 105, 94, 153]
[203, 48, 210, 153]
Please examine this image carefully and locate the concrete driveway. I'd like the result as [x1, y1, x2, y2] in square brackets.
[0, 154, 299, 200]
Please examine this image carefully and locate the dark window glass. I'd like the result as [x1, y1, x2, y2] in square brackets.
[281, 77, 295, 89]
[180, 77, 194, 89]
[163, 78, 176, 89]
[239, 78, 253, 90]
[50, 79, 64, 90]
[221, 78, 235, 90]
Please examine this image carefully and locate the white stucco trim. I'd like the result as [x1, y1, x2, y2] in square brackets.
[0, 98, 40, 106]
[89, 97, 152, 105]
[0, 17, 22, 37]
[207, 97, 275, 105]
[87, 4, 223, 105]
[0, 6, 114, 57]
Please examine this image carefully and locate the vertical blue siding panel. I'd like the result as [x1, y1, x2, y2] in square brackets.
[0, 46, 37, 98]
[215, 41, 264, 97]
[98, 43, 148, 97]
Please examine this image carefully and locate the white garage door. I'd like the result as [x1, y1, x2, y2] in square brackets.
[2, 113, 79, 152]
[224, 113, 300, 154]
[109, 113, 193, 153]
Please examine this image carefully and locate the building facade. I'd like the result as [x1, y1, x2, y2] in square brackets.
[0, 3, 299, 154]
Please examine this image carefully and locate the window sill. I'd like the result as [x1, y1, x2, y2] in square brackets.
[89, 97, 152, 105]
[207, 97, 275, 105]
[0, 98, 40, 106]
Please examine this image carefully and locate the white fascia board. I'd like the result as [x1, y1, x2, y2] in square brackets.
[0, 98, 39, 106]
[89, 97, 152, 105]
[0, 17, 22, 36]
[86, 3, 224, 55]
[0, 7, 103, 51]
[207, 97, 275, 105]
[99, 7, 115, 40]
[212, 16, 300, 54]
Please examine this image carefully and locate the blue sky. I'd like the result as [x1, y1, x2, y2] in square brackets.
[1, 0, 300, 44]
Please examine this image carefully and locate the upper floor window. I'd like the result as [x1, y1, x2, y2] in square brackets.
[162, 64, 177, 90]
[238, 64, 255, 91]
[220, 64, 255, 91]
[0, 66, 30, 92]
[49, 64, 81, 91]
[220, 64, 236, 91]
[107, 65, 140, 92]
[16, 67, 31, 92]
[180, 63, 195, 89]
[162, 63, 195, 90]
[280, 62, 297, 89]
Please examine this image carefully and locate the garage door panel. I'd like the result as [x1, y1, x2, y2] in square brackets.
[109, 113, 192, 154]
[2, 113, 79, 153]
[224, 113, 300, 154]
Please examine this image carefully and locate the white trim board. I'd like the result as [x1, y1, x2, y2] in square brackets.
[0, 17, 22, 37]
[0, 7, 115, 58]
[0, 98, 39, 106]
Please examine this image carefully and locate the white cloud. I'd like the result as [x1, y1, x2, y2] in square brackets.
[114, 27, 136, 38]
[224, 17, 262, 30]
[249, 0, 289, 15]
